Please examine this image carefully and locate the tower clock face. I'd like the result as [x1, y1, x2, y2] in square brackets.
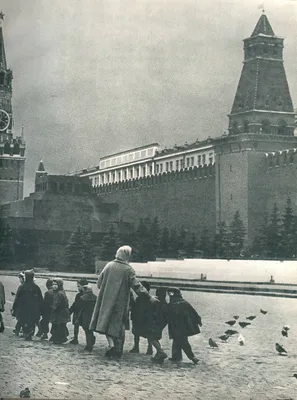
[0, 109, 10, 131]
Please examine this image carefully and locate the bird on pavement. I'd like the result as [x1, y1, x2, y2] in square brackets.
[281, 325, 290, 337]
[20, 387, 31, 398]
[293, 373, 297, 379]
[233, 315, 239, 320]
[239, 322, 251, 328]
[11, 291, 15, 296]
[260, 309, 268, 315]
[246, 316, 256, 321]
[275, 343, 287, 355]
[238, 334, 245, 346]
[218, 334, 230, 342]
[225, 329, 238, 336]
[225, 320, 236, 326]
[209, 338, 218, 348]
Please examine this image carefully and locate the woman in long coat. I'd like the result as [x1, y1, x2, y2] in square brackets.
[50, 278, 70, 344]
[11, 270, 43, 340]
[90, 245, 157, 358]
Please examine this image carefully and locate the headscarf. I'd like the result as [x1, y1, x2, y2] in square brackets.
[115, 245, 132, 263]
[24, 269, 34, 282]
[46, 279, 53, 289]
[18, 271, 25, 282]
[52, 278, 64, 290]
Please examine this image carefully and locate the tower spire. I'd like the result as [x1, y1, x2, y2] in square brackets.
[228, 14, 295, 137]
[0, 11, 7, 70]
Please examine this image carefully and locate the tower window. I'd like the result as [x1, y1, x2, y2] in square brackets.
[277, 120, 287, 136]
[261, 120, 271, 134]
[202, 155, 206, 165]
[243, 120, 249, 133]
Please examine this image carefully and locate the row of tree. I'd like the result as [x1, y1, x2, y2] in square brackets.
[251, 198, 297, 259]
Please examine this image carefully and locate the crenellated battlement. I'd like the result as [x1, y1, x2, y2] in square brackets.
[94, 164, 215, 195]
[265, 148, 297, 169]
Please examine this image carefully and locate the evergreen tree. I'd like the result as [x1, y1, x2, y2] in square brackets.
[0, 225, 14, 266]
[267, 203, 282, 258]
[251, 213, 269, 258]
[168, 228, 179, 258]
[177, 226, 188, 253]
[134, 218, 151, 262]
[280, 198, 296, 258]
[65, 225, 84, 271]
[199, 228, 212, 258]
[81, 231, 94, 272]
[159, 227, 170, 257]
[99, 223, 121, 261]
[229, 211, 246, 258]
[149, 216, 161, 260]
[186, 232, 197, 258]
[213, 221, 230, 259]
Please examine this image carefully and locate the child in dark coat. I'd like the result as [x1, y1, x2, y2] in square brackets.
[149, 287, 169, 363]
[37, 279, 54, 340]
[76, 285, 97, 352]
[69, 278, 88, 344]
[50, 278, 70, 344]
[129, 281, 153, 355]
[167, 287, 202, 364]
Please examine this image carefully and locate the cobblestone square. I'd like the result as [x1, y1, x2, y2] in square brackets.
[1, 275, 297, 399]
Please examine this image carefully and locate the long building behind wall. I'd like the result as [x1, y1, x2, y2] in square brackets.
[76, 13, 297, 245]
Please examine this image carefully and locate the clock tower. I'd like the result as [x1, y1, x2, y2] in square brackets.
[0, 11, 26, 205]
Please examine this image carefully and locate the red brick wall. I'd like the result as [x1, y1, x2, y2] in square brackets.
[95, 166, 216, 237]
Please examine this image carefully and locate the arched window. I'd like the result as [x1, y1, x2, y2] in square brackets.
[261, 120, 271, 134]
[231, 122, 239, 135]
[277, 120, 287, 136]
[243, 120, 249, 133]
[13, 143, 20, 154]
[4, 142, 10, 154]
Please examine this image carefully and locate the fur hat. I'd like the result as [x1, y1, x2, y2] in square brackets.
[167, 287, 181, 296]
[141, 280, 151, 292]
[78, 278, 89, 287]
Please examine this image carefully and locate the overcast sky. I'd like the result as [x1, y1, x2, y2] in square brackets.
[2, 0, 297, 196]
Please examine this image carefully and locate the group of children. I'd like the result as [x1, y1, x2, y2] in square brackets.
[129, 281, 201, 364]
[10, 271, 202, 364]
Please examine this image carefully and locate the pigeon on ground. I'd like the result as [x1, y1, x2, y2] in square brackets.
[209, 338, 218, 348]
[239, 322, 251, 328]
[20, 387, 31, 398]
[281, 325, 290, 337]
[260, 309, 267, 315]
[275, 343, 287, 355]
[238, 334, 245, 346]
[246, 316, 256, 321]
[225, 320, 236, 326]
[225, 329, 238, 336]
[293, 373, 297, 379]
[233, 315, 239, 320]
[11, 291, 16, 296]
[218, 334, 230, 342]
